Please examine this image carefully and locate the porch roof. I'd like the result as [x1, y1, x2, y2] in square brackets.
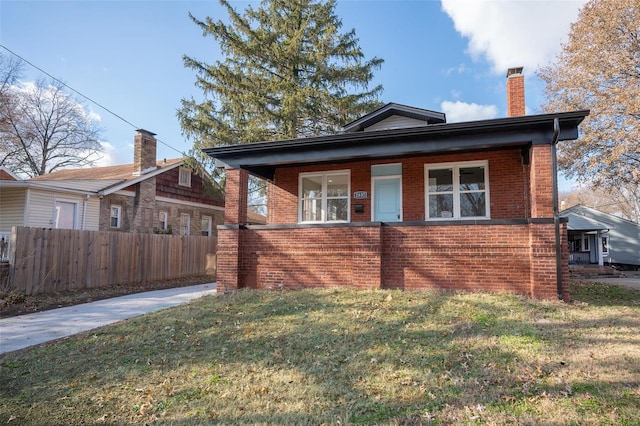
[562, 212, 609, 232]
[203, 110, 589, 180]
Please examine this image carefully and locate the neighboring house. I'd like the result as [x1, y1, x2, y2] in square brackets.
[0, 166, 20, 181]
[0, 130, 224, 242]
[205, 67, 589, 301]
[560, 204, 640, 270]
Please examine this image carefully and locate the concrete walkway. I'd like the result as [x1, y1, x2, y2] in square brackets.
[0, 283, 217, 355]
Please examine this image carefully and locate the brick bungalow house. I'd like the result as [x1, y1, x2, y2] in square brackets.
[204, 68, 589, 301]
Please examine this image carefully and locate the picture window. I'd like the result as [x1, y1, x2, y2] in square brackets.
[299, 171, 350, 223]
[425, 161, 489, 220]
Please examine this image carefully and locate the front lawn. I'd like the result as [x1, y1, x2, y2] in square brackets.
[1, 282, 639, 425]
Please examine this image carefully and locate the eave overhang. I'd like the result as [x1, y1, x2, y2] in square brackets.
[203, 110, 589, 181]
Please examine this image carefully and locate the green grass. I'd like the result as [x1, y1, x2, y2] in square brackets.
[1, 282, 639, 425]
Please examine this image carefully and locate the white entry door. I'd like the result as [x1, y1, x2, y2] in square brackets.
[373, 177, 401, 222]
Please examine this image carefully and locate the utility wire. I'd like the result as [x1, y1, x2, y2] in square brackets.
[1, 45, 185, 156]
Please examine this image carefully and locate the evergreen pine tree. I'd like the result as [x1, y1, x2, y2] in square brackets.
[178, 0, 384, 157]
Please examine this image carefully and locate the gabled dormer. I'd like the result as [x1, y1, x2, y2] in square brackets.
[343, 102, 446, 133]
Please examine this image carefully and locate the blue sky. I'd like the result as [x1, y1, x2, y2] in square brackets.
[1, 0, 586, 187]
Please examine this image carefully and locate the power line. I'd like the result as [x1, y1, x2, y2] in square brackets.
[0, 45, 185, 156]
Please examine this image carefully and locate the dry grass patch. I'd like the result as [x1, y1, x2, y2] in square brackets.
[1, 282, 639, 425]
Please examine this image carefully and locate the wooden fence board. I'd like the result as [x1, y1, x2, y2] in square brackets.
[8, 227, 217, 295]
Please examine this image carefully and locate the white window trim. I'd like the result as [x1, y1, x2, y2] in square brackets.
[201, 215, 212, 236]
[424, 160, 490, 220]
[180, 213, 191, 235]
[298, 170, 351, 223]
[178, 167, 192, 188]
[110, 205, 122, 229]
[159, 211, 168, 231]
[53, 198, 79, 229]
[581, 233, 590, 252]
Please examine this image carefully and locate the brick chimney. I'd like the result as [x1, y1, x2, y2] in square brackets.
[133, 129, 158, 176]
[506, 67, 525, 117]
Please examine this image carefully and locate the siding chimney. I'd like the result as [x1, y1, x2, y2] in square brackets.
[133, 129, 158, 176]
[506, 67, 525, 117]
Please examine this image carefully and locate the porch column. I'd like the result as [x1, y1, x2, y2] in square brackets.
[224, 168, 249, 225]
[528, 144, 568, 301]
[597, 233, 604, 266]
[529, 145, 553, 218]
[217, 168, 250, 292]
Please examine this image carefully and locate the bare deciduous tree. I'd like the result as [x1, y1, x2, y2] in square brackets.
[0, 53, 24, 155]
[561, 183, 640, 222]
[0, 53, 23, 96]
[539, 0, 639, 203]
[0, 78, 103, 177]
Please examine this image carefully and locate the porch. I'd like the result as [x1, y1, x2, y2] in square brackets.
[218, 219, 569, 300]
[568, 251, 592, 265]
[561, 210, 609, 267]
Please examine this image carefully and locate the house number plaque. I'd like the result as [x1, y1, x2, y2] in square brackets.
[353, 191, 368, 199]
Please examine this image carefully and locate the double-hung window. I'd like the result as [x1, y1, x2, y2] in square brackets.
[201, 216, 212, 237]
[178, 167, 192, 187]
[180, 213, 190, 235]
[299, 171, 350, 223]
[159, 211, 168, 231]
[110, 205, 122, 228]
[425, 161, 489, 220]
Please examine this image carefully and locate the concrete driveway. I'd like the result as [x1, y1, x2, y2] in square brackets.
[0, 283, 217, 355]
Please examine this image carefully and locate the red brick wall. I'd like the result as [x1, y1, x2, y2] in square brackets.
[381, 224, 533, 295]
[217, 228, 240, 292]
[218, 221, 568, 300]
[225, 169, 249, 225]
[269, 148, 529, 224]
[528, 222, 560, 299]
[236, 226, 381, 290]
[530, 145, 553, 218]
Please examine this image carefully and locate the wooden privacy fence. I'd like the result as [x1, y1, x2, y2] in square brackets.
[7, 226, 217, 295]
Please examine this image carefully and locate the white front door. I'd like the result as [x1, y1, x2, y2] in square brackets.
[373, 177, 401, 222]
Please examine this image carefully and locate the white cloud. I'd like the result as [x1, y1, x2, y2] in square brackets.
[86, 109, 102, 123]
[94, 141, 130, 167]
[13, 81, 102, 124]
[441, 100, 498, 122]
[441, 0, 586, 74]
[442, 63, 472, 76]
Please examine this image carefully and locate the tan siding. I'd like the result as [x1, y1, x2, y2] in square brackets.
[0, 188, 26, 232]
[83, 197, 101, 230]
[25, 189, 56, 227]
[26, 189, 91, 229]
